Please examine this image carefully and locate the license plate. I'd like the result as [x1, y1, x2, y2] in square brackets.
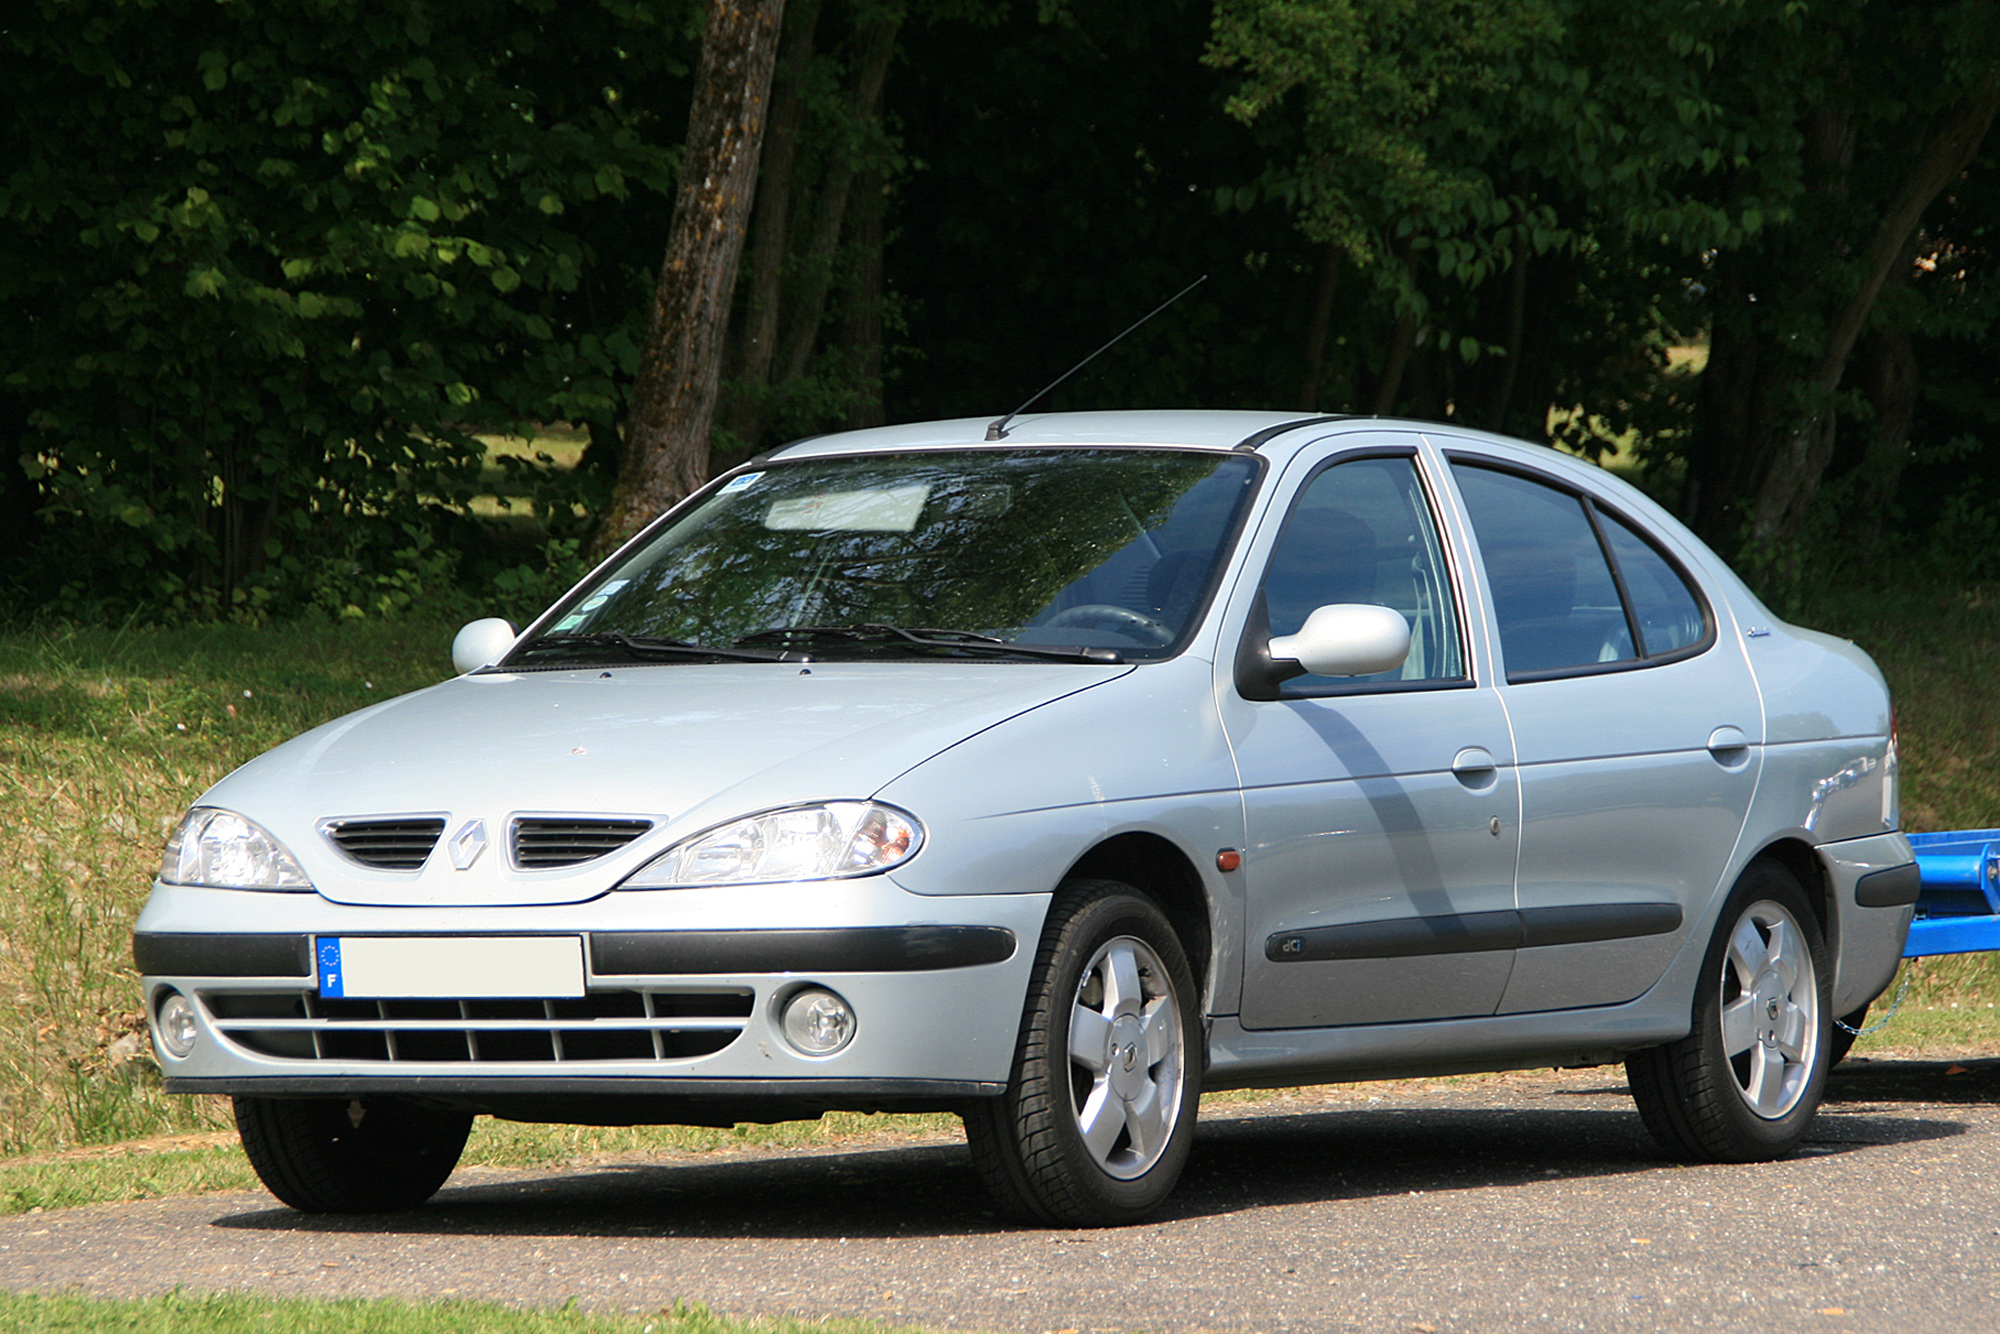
[315, 936, 585, 999]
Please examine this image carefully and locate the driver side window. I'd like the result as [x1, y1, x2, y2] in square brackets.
[1261, 455, 1465, 693]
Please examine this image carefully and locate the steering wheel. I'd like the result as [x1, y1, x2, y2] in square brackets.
[1044, 604, 1175, 646]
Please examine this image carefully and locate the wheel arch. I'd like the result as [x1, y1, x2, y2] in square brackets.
[1064, 832, 1214, 1006]
[1747, 836, 1835, 949]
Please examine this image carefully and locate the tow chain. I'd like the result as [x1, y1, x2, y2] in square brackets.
[1834, 959, 1916, 1037]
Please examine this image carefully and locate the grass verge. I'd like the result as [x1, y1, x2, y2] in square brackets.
[0, 1111, 967, 1217]
[0, 618, 461, 1154]
[0, 1291, 923, 1334]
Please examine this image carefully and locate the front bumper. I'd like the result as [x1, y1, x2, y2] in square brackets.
[136, 878, 1047, 1112]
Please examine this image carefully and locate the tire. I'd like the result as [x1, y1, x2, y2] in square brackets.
[1626, 861, 1831, 1162]
[235, 1095, 472, 1213]
[963, 880, 1202, 1226]
[1827, 1003, 1869, 1066]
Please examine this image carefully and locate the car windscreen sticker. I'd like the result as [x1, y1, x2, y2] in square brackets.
[764, 483, 931, 533]
[719, 471, 763, 494]
[316, 937, 344, 998]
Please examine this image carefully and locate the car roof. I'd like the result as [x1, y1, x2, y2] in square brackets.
[758, 410, 1618, 474]
[763, 410, 1352, 458]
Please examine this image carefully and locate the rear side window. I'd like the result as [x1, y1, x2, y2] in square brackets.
[1451, 463, 1710, 680]
[1601, 511, 1705, 656]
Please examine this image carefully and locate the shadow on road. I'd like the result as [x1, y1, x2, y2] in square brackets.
[1826, 1054, 2000, 1105]
[207, 1061, 1974, 1240]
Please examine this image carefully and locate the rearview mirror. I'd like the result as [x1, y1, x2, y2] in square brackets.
[1268, 603, 1411, 678]
[451, 618, 519, 674]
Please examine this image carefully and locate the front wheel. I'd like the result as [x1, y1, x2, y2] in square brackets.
[235, 1095, 472, 1213]
[1627, 861, 1831, 1162]
[964, 880, 1201, 1226]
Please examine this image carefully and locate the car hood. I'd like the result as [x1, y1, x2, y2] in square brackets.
[198, 661, 1129, 907]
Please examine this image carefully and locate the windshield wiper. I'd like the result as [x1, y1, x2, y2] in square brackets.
[734, 623, 1123, 664]
[509, 631, 795, 665]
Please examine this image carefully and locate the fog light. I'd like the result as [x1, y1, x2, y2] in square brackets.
[781, 987, 855, 1056]
[156, 992, 199, 1059]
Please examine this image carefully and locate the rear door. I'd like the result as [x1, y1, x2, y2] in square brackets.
[1442, 453, 1763, 1014]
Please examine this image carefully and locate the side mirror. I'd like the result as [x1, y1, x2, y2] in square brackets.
[451, 618, 519, 674]
[1268, 603, 1411, 678]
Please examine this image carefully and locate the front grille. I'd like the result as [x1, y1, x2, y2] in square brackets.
[511, 817, 653, 869]
[203, 987, 752, 1064]
[323, 817, 446, 871]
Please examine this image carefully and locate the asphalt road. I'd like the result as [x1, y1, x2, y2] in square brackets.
[3, 1059, 1998, 1333]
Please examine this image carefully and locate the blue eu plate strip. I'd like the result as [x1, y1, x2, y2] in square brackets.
[316, 938, 344, 997]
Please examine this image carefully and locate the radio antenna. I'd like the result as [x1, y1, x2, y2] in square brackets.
[984, 274, 1208, 441]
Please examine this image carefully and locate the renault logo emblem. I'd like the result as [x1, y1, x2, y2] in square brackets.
[447, 818, 488, 871]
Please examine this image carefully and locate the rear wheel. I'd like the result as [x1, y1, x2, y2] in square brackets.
[235, 1095, 472, 1213]
[964, 880, 1201, 1226]
[1627, 862, 1831, 1162]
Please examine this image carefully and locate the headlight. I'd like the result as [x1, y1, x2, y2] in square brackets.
[159, 808, 314, 891]
[621, 801, 920, 889]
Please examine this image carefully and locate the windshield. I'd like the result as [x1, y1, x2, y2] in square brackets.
[514, 448, 1262, 665]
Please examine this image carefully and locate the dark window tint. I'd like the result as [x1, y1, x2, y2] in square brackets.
[1602, 512, 1706, 655]
[1261, 456, 1463, 690]
[1452, 466, 1635, 676]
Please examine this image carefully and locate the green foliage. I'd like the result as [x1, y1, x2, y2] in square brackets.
[0, 0, 696, 617]
[1205, 0, 1815, 319]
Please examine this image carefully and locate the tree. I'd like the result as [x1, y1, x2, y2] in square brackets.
[1209, 0, 2000, 557]
[0, 0, 693, 614]
[1683, 3, 2000, 553]
[594, 0, 788, 555]
[722, 0, 907, 456]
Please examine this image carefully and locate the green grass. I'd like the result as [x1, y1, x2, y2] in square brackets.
[468, 424, 591, 521]
[0, 1110, 966, 1216]
[0, 1291, 924, 1334]
[1797, 580, 2000, 1021]
[0, 619, 462, 1154]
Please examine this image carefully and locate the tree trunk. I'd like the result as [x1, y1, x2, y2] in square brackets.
[1484, 242, 1529, 432]
[722, 0, 821, 450]
[771, 14, 901, 389]
[1298, 240, 1341, 409]
[843, 161, 888, 429]
[1748, 79, 1999, 542]
[594, 0, 788, 557]
[1849, 321, 1919, 550]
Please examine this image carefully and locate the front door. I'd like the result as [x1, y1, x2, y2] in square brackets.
[1223, 449, 1522, 1030]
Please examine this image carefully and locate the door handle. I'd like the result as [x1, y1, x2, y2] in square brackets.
[1706, 726, 1749, 754]
[1451, 746, 1498, 775]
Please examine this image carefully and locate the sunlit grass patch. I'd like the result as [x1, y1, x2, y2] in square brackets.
[1849, 954, 2000, 1057]
[1799, 581, 2000, 836]
[0, 1135, 253, 1213]
[0, 1291, 925, 1334]
[471, 424, 592, 521]
[0, 620, 459, 1154]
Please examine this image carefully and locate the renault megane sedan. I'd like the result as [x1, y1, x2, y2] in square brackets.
[135, 411, 1917, 1225]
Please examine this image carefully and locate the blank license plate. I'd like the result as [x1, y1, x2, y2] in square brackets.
[316, 936, 585, 999]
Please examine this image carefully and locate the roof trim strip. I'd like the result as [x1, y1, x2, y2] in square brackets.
[1232, 415, 1362, 452]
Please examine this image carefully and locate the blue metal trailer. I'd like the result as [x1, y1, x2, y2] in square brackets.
[1906, 829, 2000, 957]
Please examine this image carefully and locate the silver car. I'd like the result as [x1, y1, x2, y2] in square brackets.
[136, 411, 1916, 1225]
